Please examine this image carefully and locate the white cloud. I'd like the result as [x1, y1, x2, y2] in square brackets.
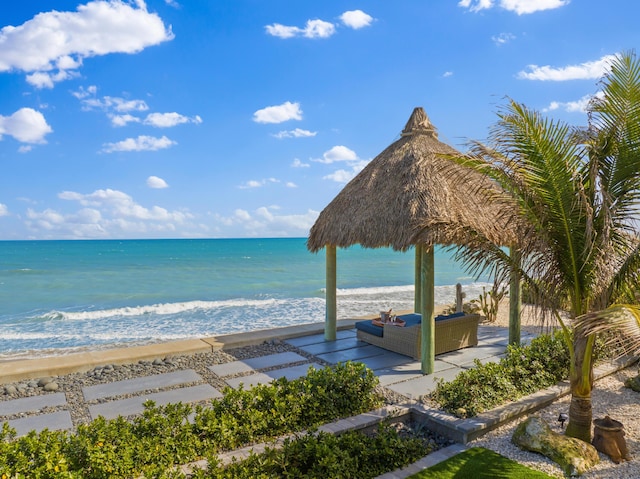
[0, 0, 174, 88]
[101, 135, 176, 153]
[285, 182, 297, 188]
[265, 19, 335, 39]
[238, 178, 279, 189]
[0, 204, 8, 216]
[147, 176, 169, 188]
[323, 159, 369, 183]
[0, 108, 53, 143]
[219, 206, 318, 237]
[459, 0, 569, 15]
[340, 10, 374, 29]
[492, 32, 515, 45]
[81, 95, 149, 112]
[291, 158, 310, 168]
[18, 145, 33, 153]
[443, 71, 453, 78]
[253, 101, 302, 124]
[543, 92, 603, 113]
[518, 54, 616, 81]
[272, 128, 316, 139]
[110, 114, 141, 127]
[25, 188, 197, 238]
[144, 112, 203, 127]
[315, 145, 358, 164]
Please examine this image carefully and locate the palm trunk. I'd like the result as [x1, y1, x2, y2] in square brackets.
[565, 331, 594, 442]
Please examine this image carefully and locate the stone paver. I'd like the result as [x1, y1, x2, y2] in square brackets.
[7, 411, 73, 437]
[316, 344, 386, 364]
[0, 393, 67, 416]
[285, 329, 355, 347]
[437, 344, 507, 368]
[224, 362, 323, 389]
[208, 351, 307, 377]
[295, 336, 362, 355]
[375, 360, 456, 387]
[356, 350, 414, 371]
[88, 384, 222, 420]
[385, 366, 463, 399]
[83, 369, 202, 401]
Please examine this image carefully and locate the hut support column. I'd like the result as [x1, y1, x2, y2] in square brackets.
[325, 245, 337, 341]
[509, 246, 521, 345]
[420, 244, 435, 374]
[414, 246, 422, 312]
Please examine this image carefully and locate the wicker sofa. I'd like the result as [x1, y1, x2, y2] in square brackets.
[355, 312, 481, 359]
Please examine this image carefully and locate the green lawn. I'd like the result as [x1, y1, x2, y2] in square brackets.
[409, 447, 556, 479]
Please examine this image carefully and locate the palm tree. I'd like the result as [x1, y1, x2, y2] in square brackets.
[444, 51, 640, 442]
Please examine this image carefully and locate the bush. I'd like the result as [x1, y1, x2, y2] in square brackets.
[194, 423, 431, 478]
[431, 331, 569, 417]
[0, 361, 384, 478]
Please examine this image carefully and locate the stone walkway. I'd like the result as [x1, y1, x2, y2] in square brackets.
[0, 325, 535, 437]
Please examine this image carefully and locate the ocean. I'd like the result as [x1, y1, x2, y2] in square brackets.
[0, 238, 491, 359]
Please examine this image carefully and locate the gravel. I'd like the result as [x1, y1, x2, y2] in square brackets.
[471, 367, 640, 478]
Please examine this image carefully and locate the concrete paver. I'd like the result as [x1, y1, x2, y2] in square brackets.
[208, 351, 307, 377]
[0, 393, 67, 416]
[83, 369, 202, 401]
[316, 344, 386, 364]
[385, 366, 463, 399]
[375, 359, 456, 387]
[224, 362, 323, 389]
[8, 411, 73, 437]
[295, 336, 362, 355]
[88, 384, 222, 420]
[285, 329, 356, 347]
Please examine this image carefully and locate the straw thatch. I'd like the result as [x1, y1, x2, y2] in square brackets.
[307, 107, 518, 252]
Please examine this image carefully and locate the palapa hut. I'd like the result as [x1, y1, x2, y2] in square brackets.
[307, 107, 520, 373]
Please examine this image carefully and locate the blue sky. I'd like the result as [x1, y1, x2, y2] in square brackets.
[0, 0, 638, 240]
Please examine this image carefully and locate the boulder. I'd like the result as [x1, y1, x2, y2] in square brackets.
[512, 416, 599, 477]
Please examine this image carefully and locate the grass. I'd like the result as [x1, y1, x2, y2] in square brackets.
[408, 447, 556, 479]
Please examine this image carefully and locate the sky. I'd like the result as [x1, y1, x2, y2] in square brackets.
[0, 0, 638, 240]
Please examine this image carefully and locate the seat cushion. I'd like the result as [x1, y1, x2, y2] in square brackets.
[355, 320, 384, 337]
[396, 313, 422, 327]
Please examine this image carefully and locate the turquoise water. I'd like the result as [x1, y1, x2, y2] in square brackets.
[0, 238, 489, 358]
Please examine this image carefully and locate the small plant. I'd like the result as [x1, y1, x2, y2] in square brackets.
[471, 281, 507, 323]
[431, 331, 569, 417]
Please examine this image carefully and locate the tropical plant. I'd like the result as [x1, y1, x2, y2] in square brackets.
[471, 280, 507, 323]
[442, 51, 640, 442]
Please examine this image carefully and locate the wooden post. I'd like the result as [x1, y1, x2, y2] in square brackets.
[325, 245, 337, 341]
[455, 283, 465, 312]
[509, 246, 521, 345]
[414, 246, 422, 313]
[420, 244, 435, 374]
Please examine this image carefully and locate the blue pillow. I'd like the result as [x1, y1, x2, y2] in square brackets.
[397, 313, 421, 327]
[355, 320, 384, 337]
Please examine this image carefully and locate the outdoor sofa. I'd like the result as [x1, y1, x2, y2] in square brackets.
[355, 312, 481, 359]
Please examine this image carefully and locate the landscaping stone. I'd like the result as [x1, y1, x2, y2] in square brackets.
[511, 415, 599, 476]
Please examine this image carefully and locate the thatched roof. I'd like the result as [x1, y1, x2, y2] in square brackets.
[307, 107, 519, 252]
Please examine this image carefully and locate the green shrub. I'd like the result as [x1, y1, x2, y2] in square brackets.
[0, 362, 383, 478]
[195, 423, 430, 478]
[431, 331, 569, 417]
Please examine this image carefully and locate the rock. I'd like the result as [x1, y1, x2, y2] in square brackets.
[512, 416, 599, 476]
[4, 385, 17, 395]
[43, 382, 59, 392]
[152, 358, 164, 366]
[27, 380, 38, 388]
[37, 377, 53, 387]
